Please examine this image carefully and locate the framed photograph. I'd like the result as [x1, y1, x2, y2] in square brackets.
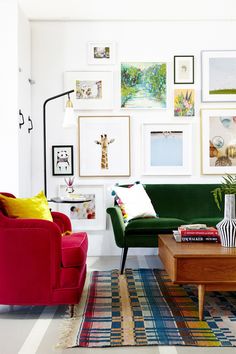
[201, 109, 236, 174]
[121, 62, 167, 109]
[64, 71, 113, 110]
[201, 50, 236, 102]
[52, 145, 74, 176]
[87, 42, 116, 65]
[79, 116, 130, 177]
[142, 123, 192, 175]
[174, 89, 195, 117]
[174, 56, 194, 84]
[58, 184, 105, 230]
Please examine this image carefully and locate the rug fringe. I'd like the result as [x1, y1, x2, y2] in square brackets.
[55, 271, 91, 349]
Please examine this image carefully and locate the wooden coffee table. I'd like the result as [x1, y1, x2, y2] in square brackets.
[158, 234, 236, 320]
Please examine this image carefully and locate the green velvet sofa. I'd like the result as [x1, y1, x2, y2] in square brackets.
[107, 184, 223, 273]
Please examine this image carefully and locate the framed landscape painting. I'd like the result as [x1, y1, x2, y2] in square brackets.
[64, 71, 113, 109]
[202, 50, 236, 102]
[201, 109, 236, 174]
[121, 62, 167, 109]
[174, 56, 194, 84]
[87, 42, 116, 64]
[142, 123, 192, 175]
[79, 116, 130, 177]
[58, 184, 105, 230]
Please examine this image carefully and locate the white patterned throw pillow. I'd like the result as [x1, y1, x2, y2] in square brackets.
[113, 183, 157, 222]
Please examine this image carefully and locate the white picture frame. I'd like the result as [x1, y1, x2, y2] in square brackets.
[201, 108, 236, 174]
[142, 123, 192, 175]
[79, 115, 130, 177]
[87, 41, 116, 65]
[58, 184, 105, 231]
[64, 71, 113, 110]
[201, 50, 236, 102]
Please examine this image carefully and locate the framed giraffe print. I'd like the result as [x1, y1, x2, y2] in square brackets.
[78, 116, 130, 176]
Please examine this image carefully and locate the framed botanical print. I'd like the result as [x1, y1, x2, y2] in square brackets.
[79, 116, 130, 177]
[87, 42, 116, 65]
[174, 89, 195, 117]
[142, 123, 192, 175]
[58, 184, 105, 230]
[201, 50, 236, 102]
[121, 62, 167, 109]
[52, 145, 74, 176]
[64, 71, 113, 110]
[174, 56, 194, 84]
[201, 109, 236, 174]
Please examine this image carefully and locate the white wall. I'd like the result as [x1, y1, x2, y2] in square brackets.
[31, 20, 236, 255]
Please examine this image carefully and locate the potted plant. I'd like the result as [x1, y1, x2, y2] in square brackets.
[64, 176, 75, 194]
[212, 174, 236, 211]
[212, 174, 236, 247]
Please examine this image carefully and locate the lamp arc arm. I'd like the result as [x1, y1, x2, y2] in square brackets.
[43, 89, 74, 197]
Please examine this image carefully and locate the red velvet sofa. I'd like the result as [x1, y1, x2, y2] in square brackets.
[0, 193, 88, 305]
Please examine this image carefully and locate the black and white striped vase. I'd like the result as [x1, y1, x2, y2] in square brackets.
[216, 194, 236, 247]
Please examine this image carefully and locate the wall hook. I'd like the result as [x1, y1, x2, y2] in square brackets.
[28, 116, 33, 133]
[19, 109, 25, 129]
[28, 78, 35, 85]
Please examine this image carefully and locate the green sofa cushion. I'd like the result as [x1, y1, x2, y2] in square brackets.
[125, 217, 186, 235]
[144, 184, 222, 219]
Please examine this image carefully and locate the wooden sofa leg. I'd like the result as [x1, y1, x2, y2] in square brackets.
[120, 247, 128, 275]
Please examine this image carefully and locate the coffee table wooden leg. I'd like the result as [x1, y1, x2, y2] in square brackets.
[198, 284, 205, 321]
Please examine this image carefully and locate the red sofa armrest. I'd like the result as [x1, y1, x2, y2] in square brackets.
[0, 215, 62, 292]
[51, 211, 72, 234]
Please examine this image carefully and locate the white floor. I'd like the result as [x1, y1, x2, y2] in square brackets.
[0, 256, 235, 354]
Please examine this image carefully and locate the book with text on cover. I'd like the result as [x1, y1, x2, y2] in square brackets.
[178, 224, 218, 236]
[173, 230, 220, 243]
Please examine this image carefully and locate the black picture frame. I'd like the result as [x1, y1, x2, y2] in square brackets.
[174, 55, 194, 84]
[52, 145, 74, 176]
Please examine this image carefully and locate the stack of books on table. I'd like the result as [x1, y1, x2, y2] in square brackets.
[173, 224, 220, 243]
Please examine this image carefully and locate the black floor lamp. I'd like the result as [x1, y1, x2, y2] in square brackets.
[43, 89, 75, 197]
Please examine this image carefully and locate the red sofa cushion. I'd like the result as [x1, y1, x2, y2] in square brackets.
[61, 232, 88, 268]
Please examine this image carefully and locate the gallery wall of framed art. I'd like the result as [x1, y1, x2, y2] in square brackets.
[31, 19, 236, 254]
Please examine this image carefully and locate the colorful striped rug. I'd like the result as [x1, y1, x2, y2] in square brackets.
[58, 269, 236, 348]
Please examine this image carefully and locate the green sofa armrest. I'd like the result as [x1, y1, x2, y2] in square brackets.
[106, 206, 125, 248]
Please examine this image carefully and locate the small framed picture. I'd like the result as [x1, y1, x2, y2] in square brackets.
[58, 184, 105, 230]
[174, 89, 195, 117]
[201, 109, 236, 174]
[201, 50, 236, 102]
[64, 71, 113, 110]
[142, 123, 192, 175]
[52, 145, 74, 176]
[87, 42, 116, 65]
[174, 56, 194, 84]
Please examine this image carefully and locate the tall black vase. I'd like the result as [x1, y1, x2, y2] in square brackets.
[216, 194, 236, 247]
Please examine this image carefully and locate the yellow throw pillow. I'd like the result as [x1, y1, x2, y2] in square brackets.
[0, 191, 53, 221]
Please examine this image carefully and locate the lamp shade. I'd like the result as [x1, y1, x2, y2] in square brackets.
[63, 97, 76, 128]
